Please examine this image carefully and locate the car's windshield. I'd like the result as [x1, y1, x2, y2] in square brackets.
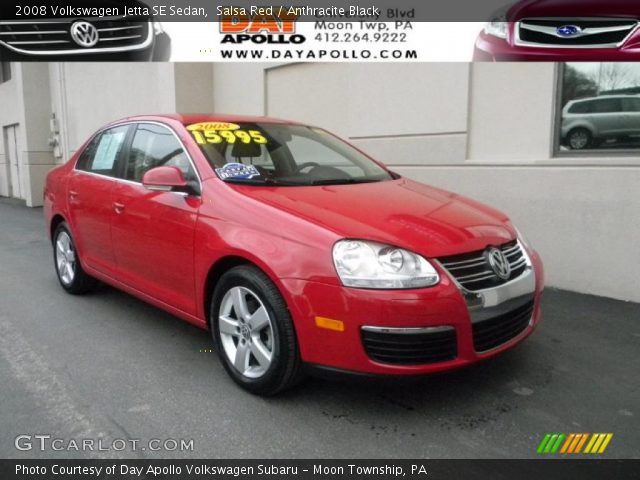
[186, 121, 393, 186]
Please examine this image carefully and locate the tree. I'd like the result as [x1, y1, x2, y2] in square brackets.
[595, 63, 640, 92]
[562, 65, 598, 106]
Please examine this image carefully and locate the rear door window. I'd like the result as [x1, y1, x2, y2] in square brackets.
[622, 98, 640, 112]
[76, 125, 130, 177]
[592, 98, 622, 114]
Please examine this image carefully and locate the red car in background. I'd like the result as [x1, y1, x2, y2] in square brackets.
[475, 0, 640, 61]
[44, 114, 544, 395]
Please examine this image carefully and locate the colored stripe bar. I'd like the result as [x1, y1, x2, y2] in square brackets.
[584, 433, 599, 454]
[544, 434, 559, 453]
[560, 434, 575, 454]
[574, 433, 589, 454]
[537, 434, 552, 454]
[592, 434, 607, 453]
[567, 434, 583, 454]
[550, 433, 565, 453]
[598, 434, 613, 453]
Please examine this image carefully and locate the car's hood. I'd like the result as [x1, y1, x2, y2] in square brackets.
[230, 179, 515, 258]
[509, 0, 640, 19]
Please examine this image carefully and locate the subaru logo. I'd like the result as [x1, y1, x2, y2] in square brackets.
[70, 21, 99, 48]
[556, 25, 582, 37]
[485, 247, 511, 281]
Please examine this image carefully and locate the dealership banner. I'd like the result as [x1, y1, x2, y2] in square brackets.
[3, 459, 640, 479]
[164, 21, 481, 62]
[3, 0, 640, 62]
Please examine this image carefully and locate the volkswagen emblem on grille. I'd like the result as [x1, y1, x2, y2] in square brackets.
[485, 247, 511, 280]
[556, 25, 582, 37]
[70, 21, 99, 48]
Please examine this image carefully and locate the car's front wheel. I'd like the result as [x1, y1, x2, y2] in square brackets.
[53, 222, 97, 294]
[567, 128, 592, 150]
[210, 265, 302, 395]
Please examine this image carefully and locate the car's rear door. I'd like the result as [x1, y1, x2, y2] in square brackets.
[593, 98, 624, 136]
[67, 124, 132, 277]
[111, 122, 201, 315]
[622, 97, 640, 136]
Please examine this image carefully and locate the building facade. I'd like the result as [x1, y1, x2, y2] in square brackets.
[1, 62, 638, 302]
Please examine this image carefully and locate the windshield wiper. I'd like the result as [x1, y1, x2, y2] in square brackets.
[223, 177, 302, 186]
[309, 178, 384, 186]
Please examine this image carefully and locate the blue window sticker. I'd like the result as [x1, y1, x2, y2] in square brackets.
[216, 162, 260, 180]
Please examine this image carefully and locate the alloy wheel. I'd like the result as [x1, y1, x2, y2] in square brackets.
[569, 130, 590, 150]
[218, 286, 274, 379]
[55, 231, 76, 285]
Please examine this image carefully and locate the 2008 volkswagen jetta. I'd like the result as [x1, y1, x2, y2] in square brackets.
[43, 114, 544, 395]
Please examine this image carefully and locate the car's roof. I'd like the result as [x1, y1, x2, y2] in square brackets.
[113, 113, 304, 126]
[570, 94, 640, 103]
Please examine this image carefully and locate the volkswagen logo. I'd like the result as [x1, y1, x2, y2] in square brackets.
[556, 25, 582, 37]
[485, 247, 511, 280]
[70, 21, 99, 48]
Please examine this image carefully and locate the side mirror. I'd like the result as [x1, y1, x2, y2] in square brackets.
[142, 166, 198, 195]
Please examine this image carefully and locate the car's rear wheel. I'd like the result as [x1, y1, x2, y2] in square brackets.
[210, 265, 302, 395]
[53, 222, 97, 294]
[567, 128, 592, 150]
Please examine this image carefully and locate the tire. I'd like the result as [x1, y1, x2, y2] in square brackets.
[52, 222, 97, 294]
[210, 265, 303, 395]
[566, 128, 592, 150]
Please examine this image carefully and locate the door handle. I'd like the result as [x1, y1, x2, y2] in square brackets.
[69, 190, 78, 198]
[113, 202, 125, 214]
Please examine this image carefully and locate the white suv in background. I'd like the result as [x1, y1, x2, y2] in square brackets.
[561, 95, 640, 150]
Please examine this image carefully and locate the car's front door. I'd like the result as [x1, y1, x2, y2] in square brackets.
[111, 123, 201, 315]
[67, 125, 131, 277]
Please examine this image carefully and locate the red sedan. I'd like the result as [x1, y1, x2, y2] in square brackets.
[475, 0, 640, 61]
[44, 115, 544, 395]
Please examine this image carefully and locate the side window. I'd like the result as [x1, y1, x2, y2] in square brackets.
[622, 98, 640, 112]
[568, 101, 589, 114]
[76, 125, 129, 177]
[593, 98, 622, 114]
[126, 123, 197, 183]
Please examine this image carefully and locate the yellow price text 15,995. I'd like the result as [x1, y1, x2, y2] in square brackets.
[191, 129, 267, 145]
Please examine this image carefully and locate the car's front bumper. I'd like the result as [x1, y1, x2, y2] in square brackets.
[474, 32, 640, 61]
[283, 246, 544, 376]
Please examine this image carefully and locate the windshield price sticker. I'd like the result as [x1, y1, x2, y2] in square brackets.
[215, 162, 261, 180]
[187, 123, 268, 146]
[187, 122, 240, 131]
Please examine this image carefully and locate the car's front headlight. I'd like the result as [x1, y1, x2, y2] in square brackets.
[483, 5, 512, 39]
[332, 240, 440, 289]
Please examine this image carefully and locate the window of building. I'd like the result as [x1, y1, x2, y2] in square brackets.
[557, 63, 640, 154]
[0, 62, 11, 84]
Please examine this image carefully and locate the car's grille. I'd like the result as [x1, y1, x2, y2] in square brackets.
[0, 19, 150, 54]
[438, 240, 527, 292]
[472, 300, 534, 352]
[361, 327, 457, 365]
[517, 18, 638, 48]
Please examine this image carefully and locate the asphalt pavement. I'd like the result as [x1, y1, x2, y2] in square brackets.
[0, 198, 638, 459]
